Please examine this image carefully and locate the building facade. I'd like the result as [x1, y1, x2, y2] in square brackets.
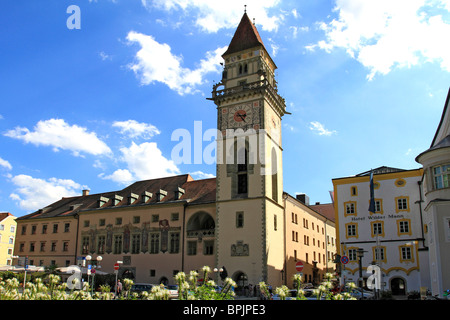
[0, 212, 17, 266]
[416, 88, 450, 298]
[284, 194, 336, 287]
[13, 12, 336, 290]
[333, 167, 429, 295]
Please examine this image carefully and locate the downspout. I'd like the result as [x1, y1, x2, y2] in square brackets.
[181, 201, 188, 272]
[417, 180, 427, 248]
[74, 212, 80, 264]
[282, 193, 288, 286]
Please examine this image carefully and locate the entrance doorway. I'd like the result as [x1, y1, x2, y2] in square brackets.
[233, 271, 248, 296]
[391, 277, 406, 295]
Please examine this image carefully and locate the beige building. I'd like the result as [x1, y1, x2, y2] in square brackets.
[284, 195, 336, 286]
[0, 212, 17, 266]
[13, 12, 336, 290]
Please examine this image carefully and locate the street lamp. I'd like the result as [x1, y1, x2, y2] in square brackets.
[91, 255, 102, 294]
[357, 248, 366, 299]
[214, 266, 226, 284]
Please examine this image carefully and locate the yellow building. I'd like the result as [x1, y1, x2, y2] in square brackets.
[332, 167, 428, 295]
[13, 12, 335, 290]
[0, 212, 17, 266]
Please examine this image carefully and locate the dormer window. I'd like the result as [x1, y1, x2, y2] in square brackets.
[142, 191, 152, 203]
[98, 196, 109, 208]
[128, 193, 138, 205]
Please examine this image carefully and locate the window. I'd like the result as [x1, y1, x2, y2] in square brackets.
[236, 212, 244, 228]
[171, 213, 179, 221]
[433, 164, 450, 189]
[398, 219, 411, 235]
[99, 219, 105, 226]
[63, 242, 69, 252]
[271, 148, 278, 202]
[274, 214, 277, 231]
[51, 242, 57, 252]
[371, 221, 384, 237]
[64, 223, 70, 233]
[133, 216, 140, 224]
[351, 186, 358, 196]
[42, 225, 47, 234]
[344, 201, 357, 216]
[82, 237, 89, 254]
[98, 236, 106, 254]
[400, 245, 413, 262]
[40, 242, 45, 252]
[31, 225, 36, 234]
[131, 234, 140, 254]
[395, 197, 410, 213]
[348, 248, 357, 261]
[21, 226, 26, 235]
[150, 233, 160, 254]
[237, 147, 248, 194]
[113, 235, 123, 254]
[115, 217, 122, 225]
[170, 233, 180, 254]
[346, 223, 357, 238]
[53, 224, 58, 233]
[374, 247, 386, 262]
[187, 241, 197, 255]
[152, 215, 159, 223]
[84, 220, 90, 228]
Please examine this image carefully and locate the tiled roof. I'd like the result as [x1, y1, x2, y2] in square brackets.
[222, 13, 267, 57]
[309, 203, 335, 222]
[17, 174, 217, 221]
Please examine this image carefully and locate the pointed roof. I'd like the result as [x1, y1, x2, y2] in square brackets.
[222, 13, 267, 57]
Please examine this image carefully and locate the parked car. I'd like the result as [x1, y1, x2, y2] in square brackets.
[348, 288, 374, 300]
[166, 284, 179, 299]
[130, 283, 154, 296]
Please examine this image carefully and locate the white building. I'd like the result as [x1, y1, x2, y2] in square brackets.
[333, 167, 430, 296]
[416, 88, 450, 298]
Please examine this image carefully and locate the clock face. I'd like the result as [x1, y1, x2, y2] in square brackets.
[229, 104, 253, 128]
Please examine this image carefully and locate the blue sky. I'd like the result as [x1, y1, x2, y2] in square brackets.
[1, 0, 449, 217]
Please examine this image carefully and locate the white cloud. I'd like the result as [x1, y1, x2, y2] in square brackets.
[113, 120, 160, 139]
[189, 171, 215, 179]
[9, 174, 87, 212]
[0, 157, 12, 170]
[101, 142, 180, 184]
[4, 119, 112, 157]
[142, 0, 283, 33]
[309, 121, 337, 136]
[311, 0, 450, 80]
[127, 31, 226, 95]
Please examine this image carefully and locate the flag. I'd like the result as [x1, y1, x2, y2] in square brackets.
[368, 170, 375, 213]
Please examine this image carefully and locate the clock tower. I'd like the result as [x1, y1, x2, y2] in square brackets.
[210, 12, 287, 287]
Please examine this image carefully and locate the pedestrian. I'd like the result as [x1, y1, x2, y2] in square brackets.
[116, 279, 122, 297]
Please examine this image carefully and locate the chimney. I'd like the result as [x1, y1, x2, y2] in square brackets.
[296, 194, 309, 205]
[82, 189, 90, 196]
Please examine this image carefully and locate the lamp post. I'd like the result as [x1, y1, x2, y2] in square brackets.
[85, 255, 92, 291]
[357, 248, 366, 300]
[91, 255, 102, 295]
[114, 260, 123, 298]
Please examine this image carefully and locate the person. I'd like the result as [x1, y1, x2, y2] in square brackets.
[116, 279, 123, 297]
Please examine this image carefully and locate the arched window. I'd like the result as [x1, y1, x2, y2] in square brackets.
[237, 147, 248, 194]
[271, 148, 278, 202]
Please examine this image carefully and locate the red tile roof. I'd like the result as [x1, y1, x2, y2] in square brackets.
[222, 13, 267, 57]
